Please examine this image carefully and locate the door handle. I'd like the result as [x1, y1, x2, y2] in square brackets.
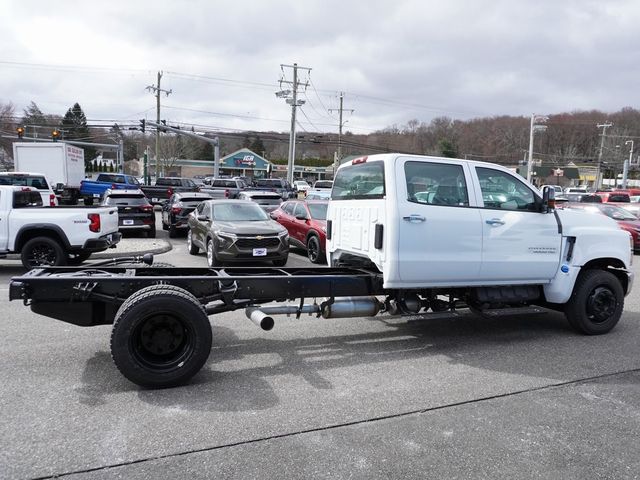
[402, 214, 426, 223]
[485, 218, 505, 226]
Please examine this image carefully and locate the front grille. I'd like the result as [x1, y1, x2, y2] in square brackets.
[235, 237, 280, 248]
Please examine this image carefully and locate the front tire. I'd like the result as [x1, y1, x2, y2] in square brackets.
[565, 270, 624, 335]
[273, 257, 288, 267]
[206, 239, 219, 267]
[110, 285, 212, 388]
[187, 230, 199, 255]
[21, 237, 67, 269]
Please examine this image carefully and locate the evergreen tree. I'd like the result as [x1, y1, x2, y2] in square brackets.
[21, 101, 46, 126]
[61, 103, 96, 165]
[438, 139, 457, 158]
[250, 135, 265, 155]
[93, 159, 98, 171]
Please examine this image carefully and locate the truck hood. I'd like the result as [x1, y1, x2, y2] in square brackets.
[215, 220, 286, 236]
[556, 208, 619, 232]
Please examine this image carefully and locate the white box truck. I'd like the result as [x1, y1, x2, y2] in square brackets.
[12, 142, 85, 204]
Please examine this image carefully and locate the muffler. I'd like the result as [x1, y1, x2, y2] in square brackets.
[245, 296, 382, 330]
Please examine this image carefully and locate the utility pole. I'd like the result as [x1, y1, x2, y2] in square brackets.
[146, 71, 172, 178]
[596, 122, 613, 189]
[276, 63, 311, 184]
[623, 140, 633, 189]
[329, 92, 354, 170]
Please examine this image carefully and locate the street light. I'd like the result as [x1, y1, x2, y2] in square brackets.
[623, 140, 633, 189]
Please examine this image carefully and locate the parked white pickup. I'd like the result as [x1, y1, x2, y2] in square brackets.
[0, 186, 121, 268]
[328, 154, 634, 334]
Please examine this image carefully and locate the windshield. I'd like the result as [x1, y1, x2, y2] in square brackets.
[332, 162, 385, 200]
[599, 204, 638, 220]
[212, 202, 269, 221]
[308, 203, 328, 219]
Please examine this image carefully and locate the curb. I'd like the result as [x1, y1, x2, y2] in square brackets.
[91, 238, 173, 259]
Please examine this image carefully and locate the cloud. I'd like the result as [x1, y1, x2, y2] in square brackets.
[2, 0, 639, 134]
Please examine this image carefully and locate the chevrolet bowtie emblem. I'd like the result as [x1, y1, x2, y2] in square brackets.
[256, 236, 263, 240]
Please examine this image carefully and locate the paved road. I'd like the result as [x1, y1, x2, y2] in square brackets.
[1, 221, 639, 479]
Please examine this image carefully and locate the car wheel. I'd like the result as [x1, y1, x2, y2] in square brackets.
[565, 270, 624, 335]
[206, 239, 219, 267]
[168, 225, 177, 238]
[147, 227, 156, 238]
[306, 235, 323, 264]
[21, 236, 68, 269]
[187, 230, 199, 255]
[110, 285, 212, 388]
[162, 221, 168, 231]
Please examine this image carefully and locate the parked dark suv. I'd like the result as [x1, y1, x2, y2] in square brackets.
[161, 192, 214, 237]
[187, 200, 289, 267]
[102, 189, 156, 237]
[253, 178, 295, 199]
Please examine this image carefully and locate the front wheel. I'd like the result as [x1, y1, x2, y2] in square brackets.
[110, 285, 212, 388]
[206, 239, 219, 267]
[187, 230, 199, 255]
[564, 270, 624, 335]
[273, 257, 288, 267]
[21, 237, 67, 269]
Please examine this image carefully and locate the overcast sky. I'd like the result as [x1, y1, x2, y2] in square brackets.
[2, 0, 639, 135]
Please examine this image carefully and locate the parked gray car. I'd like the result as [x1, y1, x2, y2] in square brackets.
[187, 200, 289, 267]
[238, 190, 282, 212]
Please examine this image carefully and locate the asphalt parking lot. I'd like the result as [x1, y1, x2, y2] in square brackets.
[1, 217, 639, 479]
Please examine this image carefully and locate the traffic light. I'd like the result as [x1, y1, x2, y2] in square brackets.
[16, 126, 25, 139]
[52, 130, 60, 142]
[139, 119, 145, 133]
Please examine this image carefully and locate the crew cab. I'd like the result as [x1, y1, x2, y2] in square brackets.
[199, 178, 246, 199]
[80, 173, 141, 205]
[328, 154, 634, 334]
[140, 177, 200, 205]
[0, 186, 121, 268]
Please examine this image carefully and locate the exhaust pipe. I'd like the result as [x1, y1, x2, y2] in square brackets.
[245, 297, 382, 330]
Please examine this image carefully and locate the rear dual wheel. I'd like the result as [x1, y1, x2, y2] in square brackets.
[110, 285, 212, 388]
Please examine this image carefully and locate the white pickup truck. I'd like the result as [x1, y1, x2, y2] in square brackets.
[328, 154, 634, 335]
[0, 186, 121, 268]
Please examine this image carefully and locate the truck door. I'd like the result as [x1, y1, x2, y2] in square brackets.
[395, 158, 483, 284]
[472, 166, 561, 282]
[0, 191, 7, 251]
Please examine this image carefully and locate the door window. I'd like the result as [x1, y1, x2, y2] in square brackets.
[293, 203, 308, 218]
[405, 161, 468, 207]
[282, 202, 295, 215]
[476, 167, 538, 211]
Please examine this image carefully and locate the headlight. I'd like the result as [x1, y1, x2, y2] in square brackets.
[217, 232, 236, 247]
[278, 230, 288, 237]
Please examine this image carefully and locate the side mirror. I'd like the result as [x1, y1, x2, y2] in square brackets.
[197, 214, 209, 221]
[295, 214, 308, 221]
[541, 186, 555, 213]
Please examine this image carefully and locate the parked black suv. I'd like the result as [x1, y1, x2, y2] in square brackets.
[102, 189, 156, 238]
[161, 192, 213, 237]
[253, 178, 295, 199]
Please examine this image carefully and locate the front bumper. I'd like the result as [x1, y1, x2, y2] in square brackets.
[82, 232, 122, 252]
[215, 234, 289, 262]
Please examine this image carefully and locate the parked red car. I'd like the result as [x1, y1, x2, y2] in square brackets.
[270, 200, 328, 263]
[564, 203, 640, 252]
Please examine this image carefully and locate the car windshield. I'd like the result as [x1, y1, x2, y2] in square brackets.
[308, 203, 328, 219]
[212, 202, 269, 221]
[599, 204, 638, 220]
[0, 175, 49, 189]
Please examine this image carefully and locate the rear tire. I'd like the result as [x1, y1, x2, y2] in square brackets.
[306, 235, 323, 264]
[21, 237, 67, 269]
[84, 197, 94, 206]
[110, 285, 212, 388]
[187, 230, 199, 255]
[564, 270, 624, 335]
[162, 221, 168, 231]
[147, 227, 156, 239]
[168, 225, 177, 238]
